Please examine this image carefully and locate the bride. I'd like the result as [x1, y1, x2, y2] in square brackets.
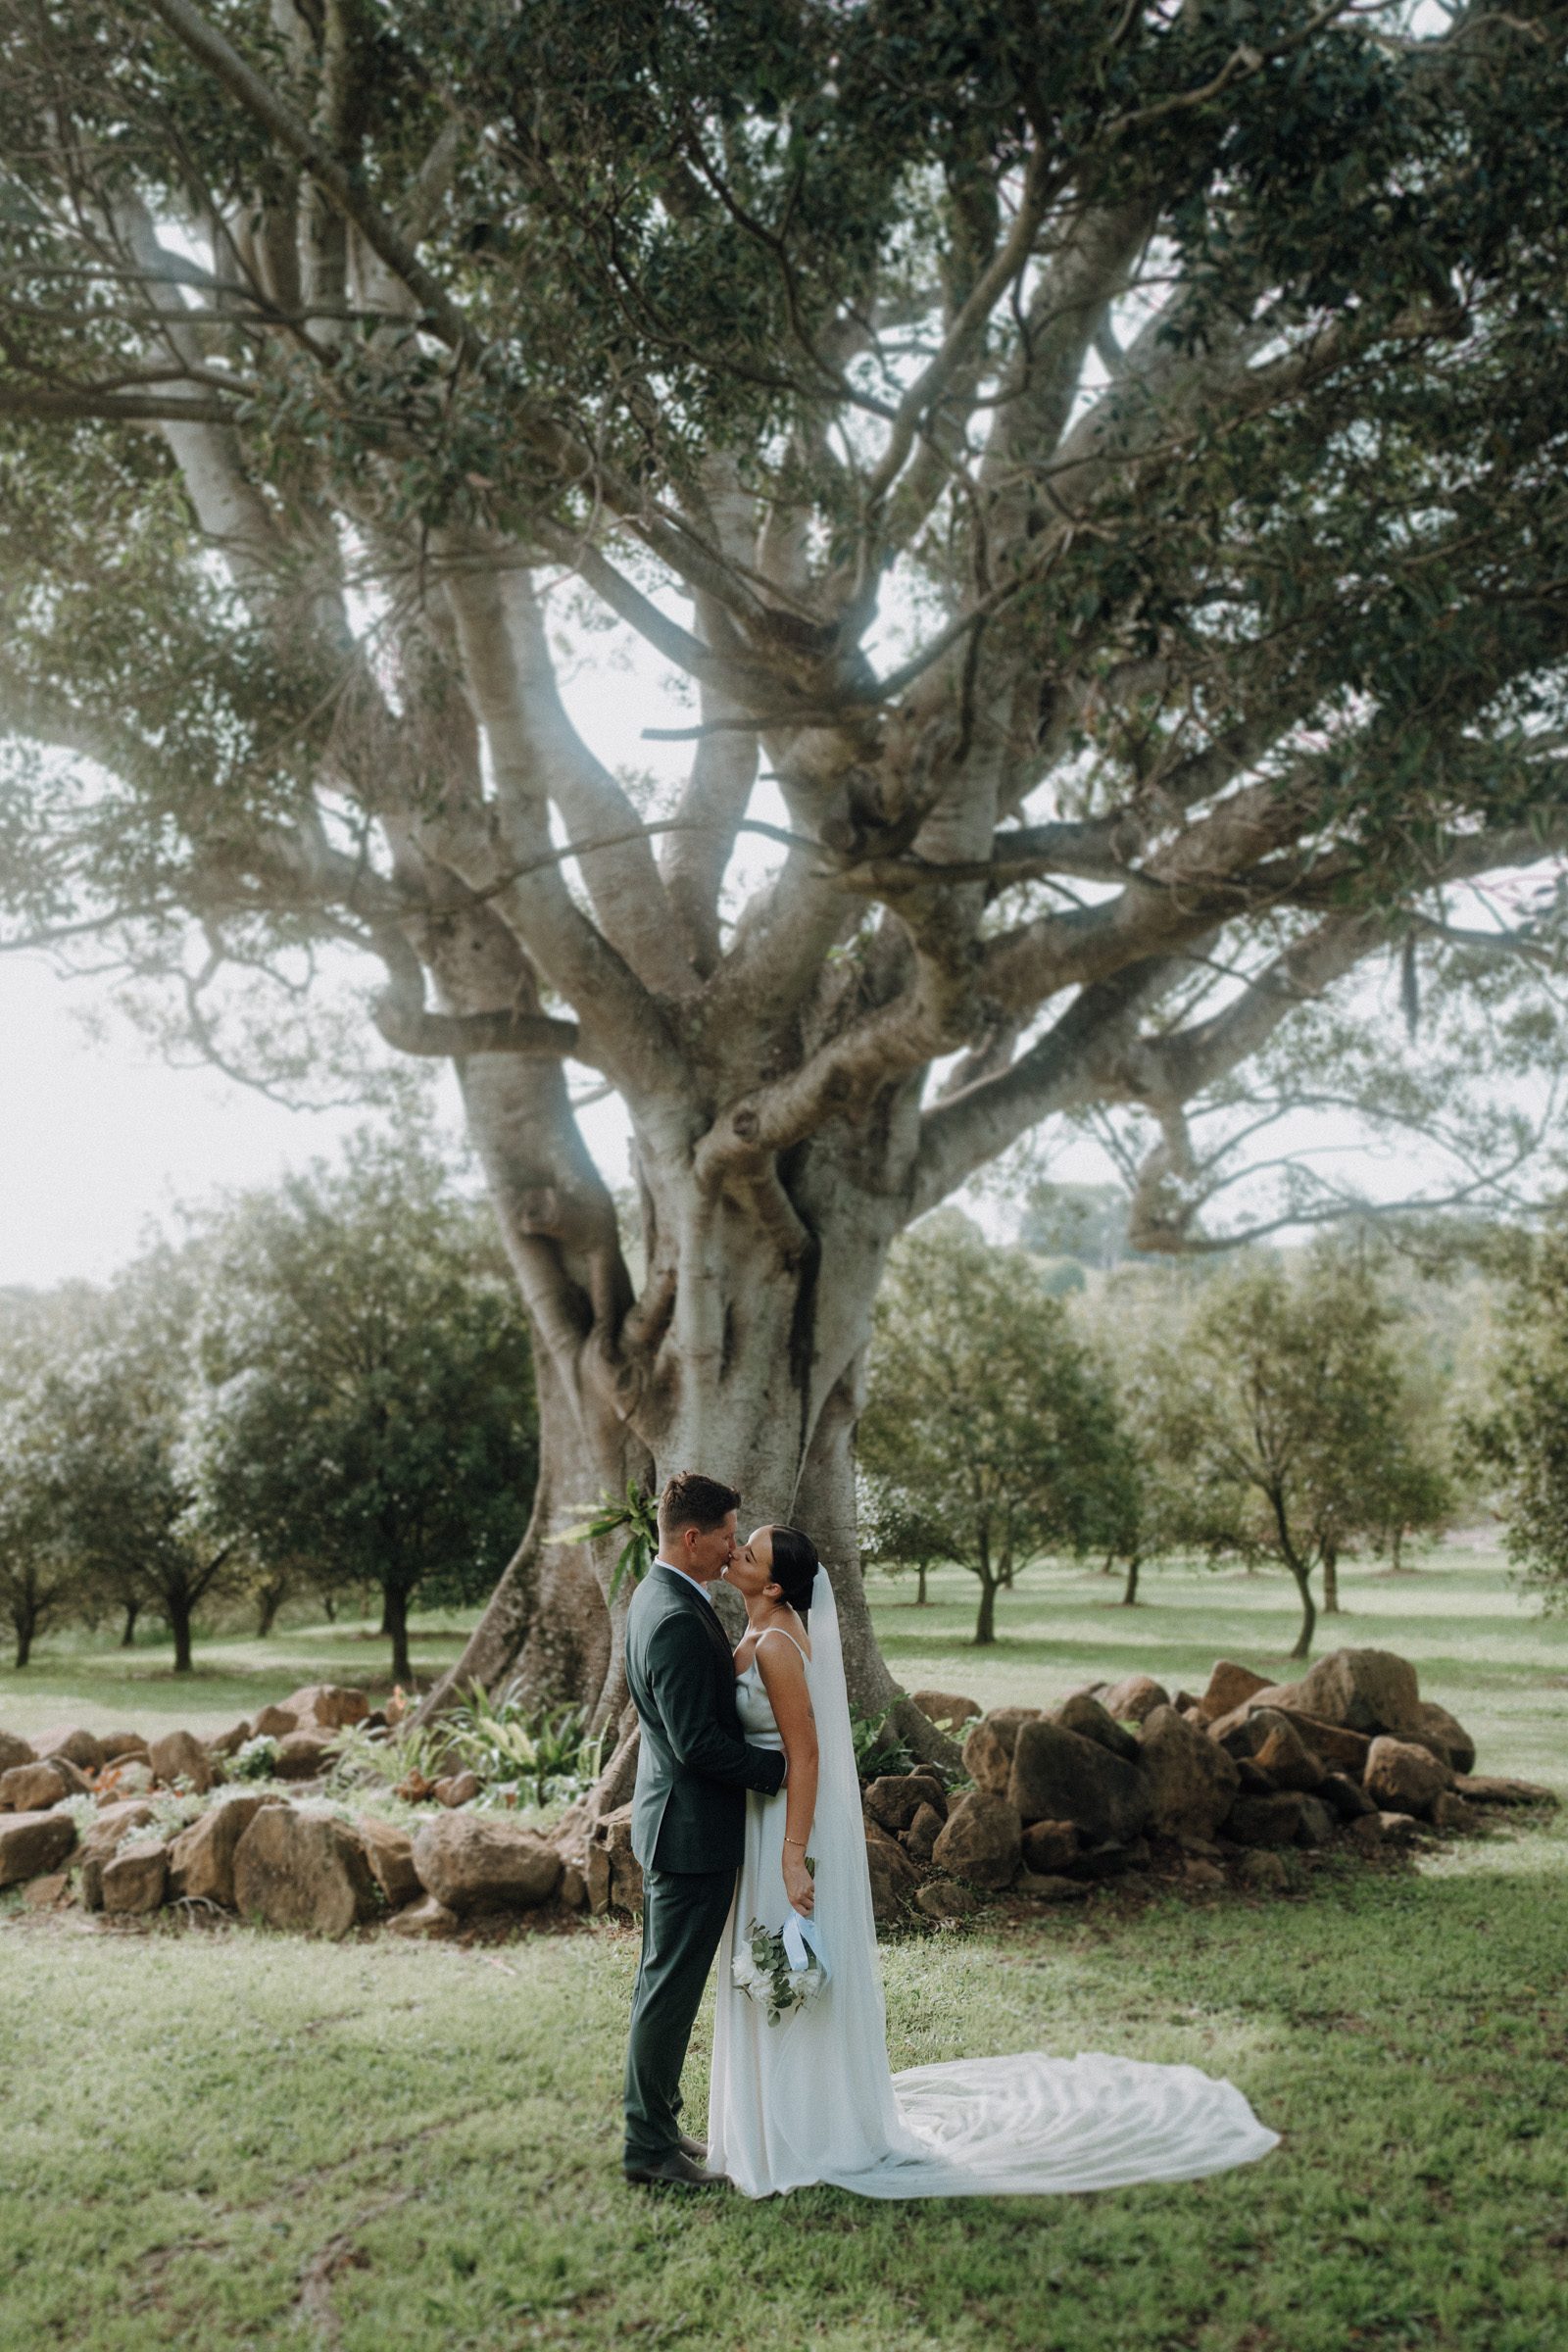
[710, 1524, 1280, 2199]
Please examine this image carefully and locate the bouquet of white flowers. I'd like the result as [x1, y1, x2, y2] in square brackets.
[732, 1913, 828, 2027]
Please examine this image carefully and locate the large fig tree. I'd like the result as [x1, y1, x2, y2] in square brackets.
[0, 0, 1565, 1742]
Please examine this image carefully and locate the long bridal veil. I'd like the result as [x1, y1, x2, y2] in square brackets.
[771, 1566, 1280, 2199]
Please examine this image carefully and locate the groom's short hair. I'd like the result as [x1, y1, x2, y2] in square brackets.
[659, 1471, 741, 1542]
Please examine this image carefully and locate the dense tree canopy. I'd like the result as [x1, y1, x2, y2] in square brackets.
[0, 0, 1565, 1730]
[195, 1129, 538, 1684]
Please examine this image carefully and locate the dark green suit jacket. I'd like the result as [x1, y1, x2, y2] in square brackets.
[625, 1562, 787, 1873]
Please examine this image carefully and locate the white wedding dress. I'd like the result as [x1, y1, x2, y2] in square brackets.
[708, 1570, 1280, 2200]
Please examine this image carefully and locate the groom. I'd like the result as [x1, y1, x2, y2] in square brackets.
[621, 1471, 787, 2187]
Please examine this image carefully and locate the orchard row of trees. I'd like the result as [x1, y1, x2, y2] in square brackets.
[860, 1214, 1469, 1653]
[0, 1132, 536, 1680]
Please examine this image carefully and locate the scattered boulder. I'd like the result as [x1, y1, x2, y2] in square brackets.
[0, 1731, 35, 1773]
[205, 1723, 252, 1761]
[100, 1732, 148, 1763]
[916, 1880, 982, 1921]
[1247, 1713, 1326, 1793]
[1319, 1772, 1376, 1820]
[905, 1802, 946, 1864]
[77, 1801, 157, 1909]
[1454, 1774, 1558, 1807]
[1346, 1812, 1385, 1850]
[31, 1725, 105, 1773]
[0, 1763, 73, 1813]
[1429, 1790, 1479, 1833]
[1373, 1810, 1424, 1847]
[1019, 1819, 1079, 1876]
[102, 1838, 169, 1916]
[1266, 1712, 1370, 1777]
[585, 1804, 643, 1914]
[251, 1704, 299, 1739]
[1238, 1850, 1289, 1892]
[1225, 1792, 1306, 1848]
[962, 1707, 1043, 1795]
[233, 1807, 378, 1937]
[413, 1813, 564, 1916]
[1200, 1661, 1272, 1721]
[146, 1730, 217, 1796]
[1263, 1649, 1423, 1740]
[864, 1821, 919, 1923]
[862, 1773, 948, 1835]
[1413, 1702, 1477, 1777]
[435, 1771, 481, 1809]
[1100, 1673, 1171, 1725]
[1185, 1859, 1226, 1889]
[387, 1894, 461, 1938]
[358, 1817, 422, 1909]
[1064, 1841, 1134, 1882]
[1364, 1737, 1453, 1818]
[167, 1796, 276, 1908]
[279, 1685, 368, 1732]
[1054, 1693, 1140, 1762]
[909, 1690, 981, 1734]
[1007, 1719, 1152, 1844]
[1137, 1705, 1241, 1839]
[1295, 1795, 1337, 1848]
[930, 1791, 1022, 1890]
[559, 1864, 587, 1911]
[0, 1809, 76, 1887]
[272, 1733, 336, 1782]
[23, 1872, 70, 1910]
[1235, 1756, 1277, 1794]
[1013, 1871, 1091, 1902]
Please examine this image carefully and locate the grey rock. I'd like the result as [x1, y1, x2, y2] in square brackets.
[931, 1791, 1022, 1889]
[1364, 1736, 1452, 1818]
[1006, 1718, 1152, 1843]
[167, 1796, 276, 1907]
[233, 1807, 378, 1936]
[358, 1816, 422, 1908]
[961, 1707, 1044, 1795]
[1019, 1819, 1079, 1875]
[102, 1838, 169, 1915]
[387, 1894, 462, 1938]
[1225, 1792, 1306, 1847]
[1259, 1649, 1423, 1740]
[1054, 1694, 1140, 1762]
[916, 1880, 982, 1921]
[1295, 1795, 1337, 1847]
[863, 1773, 948, 1834]
[0, 1763, 72, 1813]
[1200, 1661, 1272, 1721]
[909, 1690, 982, 1734]
[1137, 1705, 1241, 1839]
[435, 1771, 482, 1809]
[1099, 1673, 1172, 1725]
[0, 1808, 76, 1887]
[146, 1730, 217, 1795]
[413, 1812, 564, 1915]
[31, 1725, 105, 1773]
[904, 1802, 946, 1863]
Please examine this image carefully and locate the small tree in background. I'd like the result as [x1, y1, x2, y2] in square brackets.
[1465, 1220, 1568, 1612]
[1150, 1245, 1446, 1659]
[195, 1130, 539, 1687]
[860, 1217, 1131, 1646]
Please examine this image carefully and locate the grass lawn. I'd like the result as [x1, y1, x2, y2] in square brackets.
[1, 1543, 1564, 2351]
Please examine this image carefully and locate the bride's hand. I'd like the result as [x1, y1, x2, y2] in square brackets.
[783, 1854, 814, 1916]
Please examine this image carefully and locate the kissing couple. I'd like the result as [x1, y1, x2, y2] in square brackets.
[621, 1472, 1281, 2201]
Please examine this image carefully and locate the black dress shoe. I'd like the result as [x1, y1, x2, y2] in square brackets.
[676, 2132, 708, 2162]
[623, 2148, 730, 2189]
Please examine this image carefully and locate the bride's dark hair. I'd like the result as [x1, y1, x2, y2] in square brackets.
[767, 1525, 819, 1625]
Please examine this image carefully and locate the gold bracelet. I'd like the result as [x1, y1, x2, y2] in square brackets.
[783, 1837, 808, 1846]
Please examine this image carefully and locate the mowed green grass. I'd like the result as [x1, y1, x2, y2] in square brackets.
[0, 1542, 1565, 2349]
[2, 1820, 1566, 2352]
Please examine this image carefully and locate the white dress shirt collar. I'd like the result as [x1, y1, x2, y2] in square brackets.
[656, 1555, 720, 1611]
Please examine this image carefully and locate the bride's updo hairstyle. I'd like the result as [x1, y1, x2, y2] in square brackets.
[767, 1525, 819, 1626]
